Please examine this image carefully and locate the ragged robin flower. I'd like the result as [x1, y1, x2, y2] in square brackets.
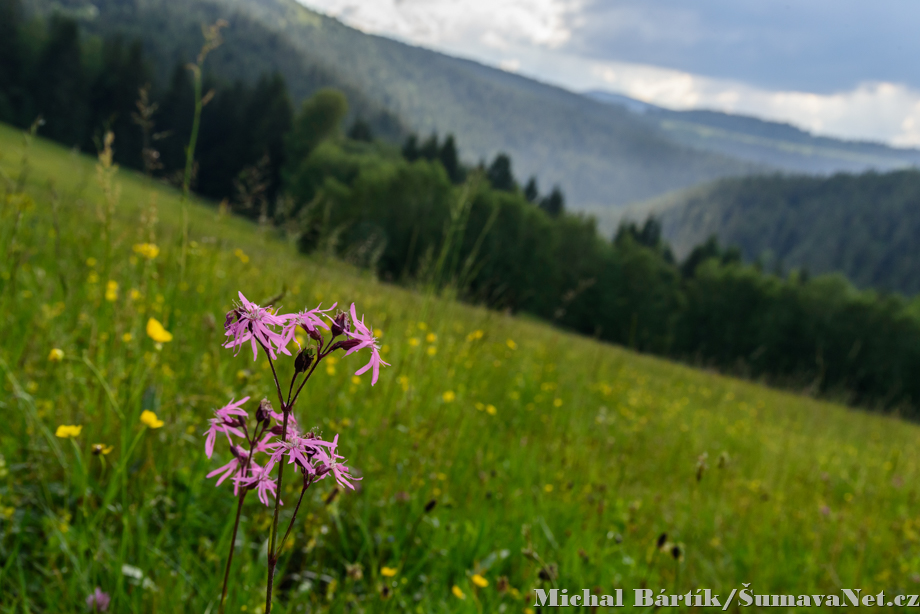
[223, 291, 290, 361]
[341, 303, 390, 385]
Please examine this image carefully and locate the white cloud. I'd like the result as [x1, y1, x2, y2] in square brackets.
[499, 58, 521, 73]
[300, 0, 580, 49]
[298, 0, 920, 147]
[593, 61, 920, 146]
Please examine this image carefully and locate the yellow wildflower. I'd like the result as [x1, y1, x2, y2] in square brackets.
[146, 318, 173, 343]
[122, 333, 132, 343]
[506, 339, 517, 350]
[55, 425, 82, 438]
[92, 443, 114, 455]
[234, 248, 249, 263]
[48, 348, 65, 362]
[105, 280, 119, 302]
[452, 585, 465, 600]
[486, 404, 497, 415]
[426, 333, 437, 343]
[442, 391, 456, 403]
[140, 410, 164, 428]
[427, 346, 437, 356]
[133, 243, 160, 259]
[380, 567, 397, 577]
[544, 484, 554, 493]
[409, 337, 420, 347]
[471, 574, 488, 588]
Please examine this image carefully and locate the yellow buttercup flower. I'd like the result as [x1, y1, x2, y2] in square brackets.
[92, 443, 114, 455]
[55, 425, 82, 438]
[105, 280, 119, 302]
[471, 574, 488, 588]
[140, 410, 164, 428]
[442, 391, 456, 403]
[133, 243, 160, 259]
[48, 348, 64, 362]
[380, 567, 397, 577]
[452, 585, 465, 600]
[146, 318, 173, 343]
[506, 339, 517, 350]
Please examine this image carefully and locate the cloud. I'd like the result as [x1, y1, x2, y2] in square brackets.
[593, 61, 920, 147]
[302, 0, 581, 50]
[298, 0, 920, 147]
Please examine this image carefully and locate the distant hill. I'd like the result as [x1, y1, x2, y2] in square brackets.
[621, 170, 920, 295]
[25, 0, 761, 209]
[587, 90, 920, 176]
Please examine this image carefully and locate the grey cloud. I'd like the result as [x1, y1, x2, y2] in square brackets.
[565, 0, 920, 93]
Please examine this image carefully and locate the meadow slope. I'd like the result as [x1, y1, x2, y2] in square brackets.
[3, 122, 920, 612]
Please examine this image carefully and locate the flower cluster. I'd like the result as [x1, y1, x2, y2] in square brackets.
[206, 291, 387, 614]
[206, 292, 385, 504]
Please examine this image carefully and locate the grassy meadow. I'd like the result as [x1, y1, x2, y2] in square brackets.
[3, 119, 920, 612]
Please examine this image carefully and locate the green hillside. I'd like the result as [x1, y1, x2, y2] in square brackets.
[624, 170, 920, 295]
[5, 121, 920, 610]
[24, 0, 758, 209]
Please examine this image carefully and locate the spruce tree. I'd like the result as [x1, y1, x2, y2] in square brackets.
[487, 153, 516, 192]
[33, 16, 86, 146]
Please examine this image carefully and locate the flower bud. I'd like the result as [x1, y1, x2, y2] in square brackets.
[256, 398, 273, 423]
[295, 348, 315, 373]
[230, 444, 247, 459]
[329, 338, 361, 353]
[315, 462, 331, 478]
[224, 309, 240, 332]
[330, 312, 350, 337]
[303, 325, 324, 342]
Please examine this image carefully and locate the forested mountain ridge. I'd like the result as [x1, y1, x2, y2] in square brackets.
[588, 90, 920, 176]
[22, 0, 761, 209]
[622, 170, 920, 295]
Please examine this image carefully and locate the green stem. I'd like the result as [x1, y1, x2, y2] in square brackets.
[218, 491, 247, 614]
[264, 410, 290, 614]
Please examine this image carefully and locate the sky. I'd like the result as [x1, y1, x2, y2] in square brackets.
[296, 0, 920, 147]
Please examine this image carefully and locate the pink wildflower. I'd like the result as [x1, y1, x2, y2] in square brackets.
[204, 416, 245, 458]
[314, 435, 360, 490]
[223, 291, 290, 361]
[342, 303, 390, 385]
[280, 303, 335, 349]
[207, 457, 240, 488]
[86, 587, 110, 612]
[234, 460, 280, 506]
[215, 396, 250, 421]
[267, 438, 314, 472]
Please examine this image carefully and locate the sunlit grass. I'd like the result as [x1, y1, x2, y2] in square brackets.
[3, 120, 920, 612]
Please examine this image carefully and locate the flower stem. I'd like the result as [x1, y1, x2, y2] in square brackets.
[265, 409, 290, 614]
[278, 477, 313, 555]
[218, 491, 247, 614]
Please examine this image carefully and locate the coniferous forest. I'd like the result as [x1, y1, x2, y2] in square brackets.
[6, 0, 920, 414]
